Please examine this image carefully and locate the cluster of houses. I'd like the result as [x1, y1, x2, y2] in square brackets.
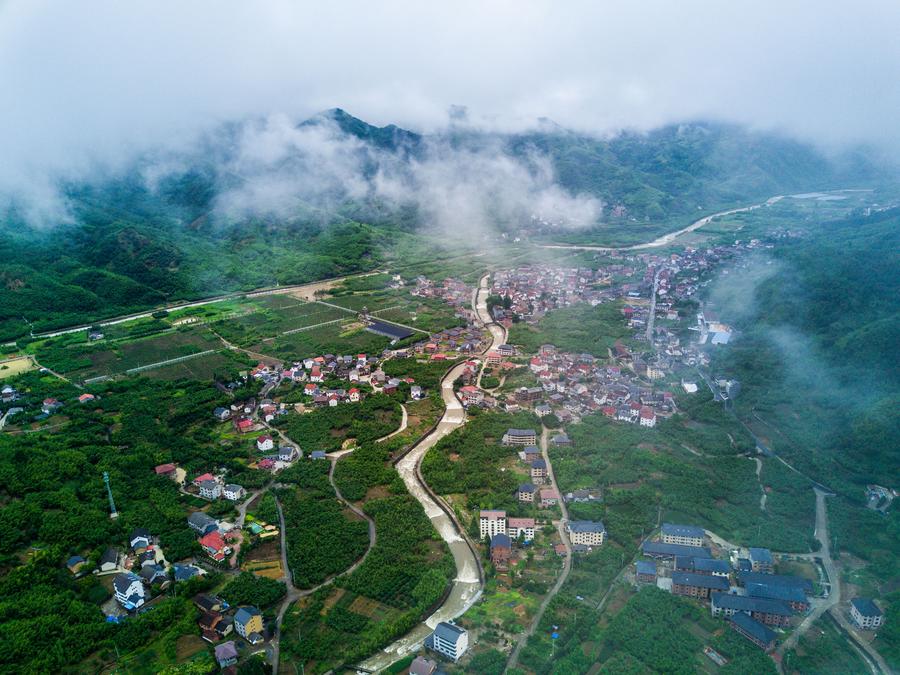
[189, 472, 246, 502]
[499, 346, 676, 427]
[188, 511, 236, 563]
[478, 510, 537, 569]
[634, 523, 819, 652]
[194, 593, 266, 647]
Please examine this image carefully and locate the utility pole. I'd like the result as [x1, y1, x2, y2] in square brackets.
[104, 471, 118, 519]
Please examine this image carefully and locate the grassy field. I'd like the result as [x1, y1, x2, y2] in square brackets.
[783, 613, 869, 674]
[0, 356, 34, 379]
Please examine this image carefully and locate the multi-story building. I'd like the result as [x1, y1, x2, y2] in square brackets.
[530, 459, 548, 485]
[508, 517, 535, 541]
[223, 484, 246, 501]
[567, 520, 606, 547]
[851, 598, 885, 630]
[748, 547, 774, 573]
[503, 428, 537, 446]
[426, 622, 469, 662]
[199, 480, 222, 500]
[711, 593, 793, 627]
[113, 572, 146, 609]
[661, 523, 705, 547]
[490, 533, 511, 567]
[517, 483, 536, 502]
[671, 571, 729, 599]
[729, 612, 777, 652]
[540, 488, 560, 508]
[636, 560, 657, 583]
[479, 510, 507, 540]
[234, 606, 264, 644]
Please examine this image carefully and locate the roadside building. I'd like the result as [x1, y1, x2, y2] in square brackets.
[530, 459, 548, 484]
[234, 606, 264, 644]
[426, 622, 469, 662]
[517, 483, 537, 503]
[508, 517, 536, 542]
[503, 428, 537, 445]
[539, 488, 560, 508]
[567, 520, 606, 547]
[850, 598, 884, 630]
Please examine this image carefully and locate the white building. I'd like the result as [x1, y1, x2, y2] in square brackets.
[223, 484, 246, 501]
[113, 572, 146, 609]
[256, 435, 274, 452]
[427, 622, 469, 662]
[639, 407, 657, 427]
[508, 517, 535, 542]
[567, 520, 606, 547]
[199, 480, 222, 500]
[479, 510, 507, 539]
[661, 523, 705, 547]
[851, 598, 884, 630]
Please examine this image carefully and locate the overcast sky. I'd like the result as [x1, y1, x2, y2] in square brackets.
[2, 0, 899, 219]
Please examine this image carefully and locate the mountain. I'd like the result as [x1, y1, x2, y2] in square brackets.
[0, 110, 891, 341]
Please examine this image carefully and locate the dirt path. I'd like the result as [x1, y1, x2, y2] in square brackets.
[375, 403, 408, 443]
[506, 427, 572, 670]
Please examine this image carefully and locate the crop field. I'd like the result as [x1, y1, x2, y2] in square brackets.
[143, 349, 251, 381]
[0, 356, 35, 379]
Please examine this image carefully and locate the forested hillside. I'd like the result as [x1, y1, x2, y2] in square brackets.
[0, 109, 885, 341]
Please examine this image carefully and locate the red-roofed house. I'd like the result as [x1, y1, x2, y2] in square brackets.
[639, 407, 657, 428]
[199, 531, 228, 562]
[78, 393, 96, 403]
[256, 435, 274, 452]
[236, 418, 253, 433]
[348, 388, 361, 402]
[155, 463, 176, 477]
[193, 473, 216, 486]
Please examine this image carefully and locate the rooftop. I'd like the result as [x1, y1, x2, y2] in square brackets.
[730, 611, 776, 644]
[851, 598, 883, 617]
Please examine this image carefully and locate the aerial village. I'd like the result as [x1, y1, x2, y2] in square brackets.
[26, 235, 889, 674]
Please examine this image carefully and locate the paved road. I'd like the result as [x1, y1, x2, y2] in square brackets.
[645, 266, 663, 342]
[506, 427, 572, 670]
[536, 196, 784, 253]
[375, 403, 408, 443]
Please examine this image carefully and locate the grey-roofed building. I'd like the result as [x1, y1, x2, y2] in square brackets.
[711, 592, 793, 627]
[567, 520, 607, 546]
[214, 641, 238, 668]
[113, 572, 146, 609]
[730, 611, 777, 651]
[661, 522, 705, 547]
[139, 563, 168, 585]
[671, 571, 729, 599]
[850, 598, 884, 630]
[365, 320, 414, 342]
[641, 541, 712, 560]
[517, 482, 536, 502]
[409, 655, 437, 675]
[677, 556, 730, 577]
[503, 428, 537, 445]
[129, 527, 152, 551]
[425, 621, 469, 661]
[187, 511, 218, 535]
[748, 547, 774, 573]
[551, 432, 572, 446]
[99, 547, 119, 572]
[173, 564, 202, 582]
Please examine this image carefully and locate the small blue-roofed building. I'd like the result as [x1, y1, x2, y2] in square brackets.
[66, 555, 86, 575]
[517, 482, 537, 503]
[749, 547, 774, 573]
[636, 560, 657, 583]
[850, 598, 884, 630]
[425, 621, 469, 661]
[661, 523, 705, 547]
[730, 611, 777, 651]
[173, 563, 203, 582]
[310, 450, 327, 460]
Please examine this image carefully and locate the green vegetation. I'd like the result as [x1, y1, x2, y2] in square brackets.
[275, 394, 401, 454]
[220, 572, 286, 607]
[278, 480, 369, 589]
[508, 302, 632, 357]
[784, 614, 868, 674]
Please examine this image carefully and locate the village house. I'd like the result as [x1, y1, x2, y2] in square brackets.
[199, 480, 222, 500]
[539, 487, 560, 508]
[113, 572, 146, 610]
[490, 533, 512, 568]
[188, 512, 218, 536]
[154, 463, 177, 479]
[661, 523, 705, 547]
[749, 547, 774, 573]
[214, 641, 239, 668]
[409, 655, 438, 675]
[502, 428, 537, 445]
[675, 556, 731, 577]
[234, 606, 264, 644]
[639, 407, 657, 427]
[850, 598, 884, 630]
[636, 560, 657, 584]
[521, 446, 542, 463]
[530, 459, 548, 484]
[729, 612, 777, 652]
[223, 484, 246, 501]
[479, 510, 507, 539]
[256, 434, 274, 452]
[567, 520, 607, 547]
[199, 530, 229, 562]
[517, 483, 536, 503]
[426, 622, 469, 662]
[508, 517, 536, 542]
[129, 528, 152, 553]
